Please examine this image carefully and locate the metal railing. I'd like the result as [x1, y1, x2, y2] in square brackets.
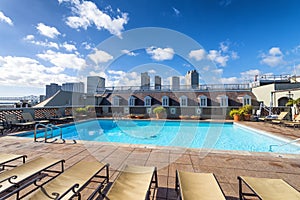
[269, 138, 300, 152]
[34, 123, 63, 143]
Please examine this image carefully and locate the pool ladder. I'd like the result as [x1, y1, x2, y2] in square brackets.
[269, 138, 300, 152]
[34, 123, 64, 143]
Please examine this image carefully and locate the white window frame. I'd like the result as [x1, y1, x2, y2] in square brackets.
[198, 95, 207, 107]
[243, 95, 251, 106]
[112, 96, 120, 106]
[144, 96, 152, 107]
[128, 96, 136, 107]
[180, 95, 188, 107]
[162, 96, 169, 107]
[218, 95, 228, 107]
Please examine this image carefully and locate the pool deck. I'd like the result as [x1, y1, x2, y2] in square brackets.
[1, 120, 300, 199]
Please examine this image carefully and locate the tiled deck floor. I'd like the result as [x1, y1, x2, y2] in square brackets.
[1, 121, 300, 200]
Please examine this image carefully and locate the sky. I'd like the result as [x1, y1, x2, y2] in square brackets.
[1, 0, 300, 96]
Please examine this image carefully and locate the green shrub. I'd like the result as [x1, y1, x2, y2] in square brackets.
[229, 109, 241, 118]
[74, 107, 88, 115]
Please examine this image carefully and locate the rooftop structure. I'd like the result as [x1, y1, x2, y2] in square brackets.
[155, 76, 161, 90]
[62, 82, 84, 93]
[185, 70, 199, 89]
[141, 72, 150, 90]
[171, 76, 180, 90]
[87, 76, 105, 94]
[46, 83, 61, 98]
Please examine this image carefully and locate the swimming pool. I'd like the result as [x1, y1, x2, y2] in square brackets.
[17, 119, 300, 154]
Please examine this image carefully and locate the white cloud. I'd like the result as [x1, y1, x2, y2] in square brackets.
[24, 35, 59, 49]
[240, 69, 261, 81]
[220, 77, 239, 84]
[207, 50, 229, 67]
[188, 42, 238, 66]
[82, 42, 92, 50]
[0, 11, 13, 26]
[121, 49, 138, 56]
[90, 70, 139, 87]
[60, 0, 128, 37]
[188, 49, 206, 61]
[37, 50, 86, 70]
[61, 42, 77, 52]
[88, 49, 113, 64]
[36, 23, 61, 38]
[146, 47, 175, 61]
[172, 7, 180, 16]
[0, 55, 79, 88]
[261, 47, 284, 67]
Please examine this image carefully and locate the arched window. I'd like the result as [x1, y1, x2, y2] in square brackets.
[144, 96, 152, 107]
[198, 95, 207, 107]
[112, 96, 120, 106]
[128, 96, 136, 107]
[162, 96, 169, 107]
[218, 95, 228, 107]
[243, 95, 251, 106]
[179, 95, 188, 107]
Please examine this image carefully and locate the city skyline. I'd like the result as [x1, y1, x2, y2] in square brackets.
[1, 0, 300, 96]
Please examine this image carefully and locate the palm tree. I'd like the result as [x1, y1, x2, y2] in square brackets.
[286, 98, 300, 114]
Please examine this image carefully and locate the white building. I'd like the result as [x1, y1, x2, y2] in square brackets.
[171, 76, 180, 90]
[141, 72, 150, 90]
[185, 70, 199, 89]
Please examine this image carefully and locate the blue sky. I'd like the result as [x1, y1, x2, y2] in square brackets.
[1, 0, 300, 96]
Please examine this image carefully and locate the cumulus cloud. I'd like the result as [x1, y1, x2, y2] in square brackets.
[0, 11, 13, 26]
[61, 42, 77, 52]
[121, 49, 138, 56]
[59, 0, 128, 37]
[260, 47, 285, 67]
[207, 50, 229, 67]
[36, 23, 61, 38]
[24, 35, 59, 49]
[37, 50, 86, 70]
[146, 47, 175, 61]
[188, 42, 238, 66]
[0, 55, 79, 87]
[88, 49, 113, 64]
[189, 49, 206, 61]
[240, 69, 261, 81]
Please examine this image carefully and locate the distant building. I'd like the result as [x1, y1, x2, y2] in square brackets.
[171, 76, 180, 90]
[141, 72, 150, 90]
[46, 83, 61, 98]
[185, 70, 199, 89]
[62, 82, 84, 93]
[155, 76, 161, 90]
[87, 76, 105, 94]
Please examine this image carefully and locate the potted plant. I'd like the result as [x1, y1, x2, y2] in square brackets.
[153, 106, 167, 119]
[229, 109, 241, 121]
[240, 105, 253, 121]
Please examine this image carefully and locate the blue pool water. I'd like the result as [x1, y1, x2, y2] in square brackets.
[17, 119, 300, 154]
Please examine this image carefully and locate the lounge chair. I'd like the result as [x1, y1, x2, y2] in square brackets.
[0, 157, 64, 199]
[25, 161, 109, 200]
[101, 165, 158, 200]
[0, 153, 26, 170]
[43, 111, 67, 123]
[175, 170, 226, 200]
[238, 176, 300, 200]
[56, 110, 74, 121]
[270, 111, 288, 124]
[4, 114, 36, 130]
[282, 114, 300, 128]
[21, 112, 49, 124]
